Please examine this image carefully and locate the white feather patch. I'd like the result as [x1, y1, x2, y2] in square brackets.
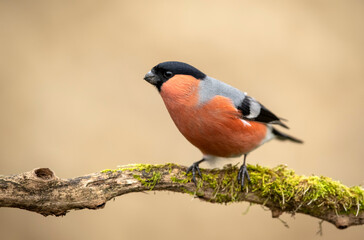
[246, 98, 261, 119]
[260, 125, 275, 145]
[241, 119, 252, 127]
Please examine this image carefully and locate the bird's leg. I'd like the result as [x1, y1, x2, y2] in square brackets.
[237, 154, 251, 190]
[186, 158, 205, 186]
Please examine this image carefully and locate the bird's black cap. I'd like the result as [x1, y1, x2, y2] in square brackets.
[153, 61, 206, 80]
[144, 61, 206, 91]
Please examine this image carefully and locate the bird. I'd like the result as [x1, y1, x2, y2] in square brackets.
[144, 61, 302, 189]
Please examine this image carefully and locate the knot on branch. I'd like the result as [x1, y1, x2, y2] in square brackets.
[33, 168, 55, 180]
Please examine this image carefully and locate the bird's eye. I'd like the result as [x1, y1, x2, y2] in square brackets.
[164, 71, 173, 78]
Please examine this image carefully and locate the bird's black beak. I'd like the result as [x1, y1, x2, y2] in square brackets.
[144, 71, 158, 85]
[144, 70, 164, 91]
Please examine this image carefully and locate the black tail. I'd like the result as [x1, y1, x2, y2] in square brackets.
[272, 127, 303, 144]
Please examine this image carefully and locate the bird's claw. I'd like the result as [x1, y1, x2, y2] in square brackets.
[237, 163, 251, 190]
[186, 162, 203, 186]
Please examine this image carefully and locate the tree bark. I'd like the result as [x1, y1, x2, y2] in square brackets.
[0, 163, 363, 229]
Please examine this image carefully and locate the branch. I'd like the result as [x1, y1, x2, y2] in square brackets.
[0, 163, 363, 229]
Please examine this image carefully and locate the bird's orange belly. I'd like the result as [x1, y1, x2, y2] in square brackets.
[163, 95, 268, 158]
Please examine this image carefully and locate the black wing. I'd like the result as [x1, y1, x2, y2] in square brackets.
[237, 96, 288, 128]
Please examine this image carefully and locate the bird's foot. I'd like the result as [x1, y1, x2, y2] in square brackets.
[186, 160, 204, 186]
[237, 163, 251, 190]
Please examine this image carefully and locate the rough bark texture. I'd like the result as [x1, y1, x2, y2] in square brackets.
[0, 163, 363, 229]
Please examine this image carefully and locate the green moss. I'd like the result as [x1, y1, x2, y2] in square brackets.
[182, 163, 364, 213]
[215, 193, 231, 203]
[133, 171, 162, 190]
[101, 163, 177, 190]
[171, 176, 190, 184]
[181, 187, 194, 195]
[246, 164, 364, 214]
[201, 171, 219, 189]
[101, 163, 364, 214]
[101, 163, 177, 174]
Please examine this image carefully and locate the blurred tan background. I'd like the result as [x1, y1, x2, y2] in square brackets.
[0, 0, 363, 239]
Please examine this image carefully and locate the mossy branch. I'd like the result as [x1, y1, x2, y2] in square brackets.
[0, 163, 363, 229]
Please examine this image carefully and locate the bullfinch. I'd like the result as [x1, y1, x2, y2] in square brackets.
[144, 61, 302, 189]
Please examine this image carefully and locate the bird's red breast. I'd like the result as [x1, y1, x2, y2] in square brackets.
[160, 75, 267, 157]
